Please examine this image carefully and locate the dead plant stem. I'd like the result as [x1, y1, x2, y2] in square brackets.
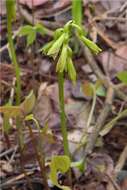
[28, 126, 49, 190]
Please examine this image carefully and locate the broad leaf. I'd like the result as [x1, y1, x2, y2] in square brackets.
[117, 71, 127, 84]
[50, 155, 71, 190]
[96, 85, 106, 97]
[0, 106, 22, 117]
[35, 23, 45, 35]
[20, 90, 36, 115]
[26, 30, 36, 46]
[19, 25, 33, 36]
[19, 25, 36, 46]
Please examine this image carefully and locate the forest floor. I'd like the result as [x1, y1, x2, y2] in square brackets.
[0, 0, 127, 190]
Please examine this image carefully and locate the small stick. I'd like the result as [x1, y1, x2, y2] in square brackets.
[0, 145, 18, 158]
[105, 173, 121, 190]
[115, 145, 127, 176]
[84, 86, 114, 157]
[0, 171, 33, 189]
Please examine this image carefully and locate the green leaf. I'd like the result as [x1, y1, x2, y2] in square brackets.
[0, 106, 22, 117]
[117, 71, 127, 84]
[47, 33, 66, 57]
[0, 91, 35, 118]
[19, 25, 33, 36]
[19, 25, 36, 46]
[95, 80, 106, 97]
[96, 85, 106, 97]
[20, 90, 36, 115]
[50, 155, 71, 190]
[80, 35, 102, 54]
[26, 30, 36, 46]
[35, 23, 45, 35]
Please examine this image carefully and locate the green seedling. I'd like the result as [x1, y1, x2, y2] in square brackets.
[50, 155, 87, 189]
[6, 0, 21, 105]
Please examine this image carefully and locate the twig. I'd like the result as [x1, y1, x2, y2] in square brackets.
[115, 145, 127, 176]
[84, 86, 114, 157]
[76, 86, 97, 152]
[0, 171, 34, 189]
[93, 16, 127, 22]
[0, 145, 18, 158]
[105, 173, 121, 190]
[27, 126, 49, 190]
[105, 145, 127, 190]
[0, 178, 43, 189]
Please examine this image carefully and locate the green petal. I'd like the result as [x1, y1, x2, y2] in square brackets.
[56, 44, 68, 72]
[80, 36, 102, 54]
[67, 58, 76, 82]
[41, 41, 54, 54]
[47, 33, 65, 56]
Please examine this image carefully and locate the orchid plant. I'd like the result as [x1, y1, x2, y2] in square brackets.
[41, 20, 101, 158]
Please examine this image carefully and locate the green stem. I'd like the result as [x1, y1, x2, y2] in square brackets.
[6, 0, 21, 105]
[58, 72, 70, 157]
[72, 0, 82, 26]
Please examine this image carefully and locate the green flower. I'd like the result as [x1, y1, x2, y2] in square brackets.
[56, 43, 68, 73]
[80, 35, 102, 54]
[67, 57, 76, 83]
[47, 33, 66, 58]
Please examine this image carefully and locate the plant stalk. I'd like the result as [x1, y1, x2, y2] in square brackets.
[6, 0, 21, 105]
[58, 72, 70, 157]
[72, 0, 82, 26]
[28, 125, 49, 190]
